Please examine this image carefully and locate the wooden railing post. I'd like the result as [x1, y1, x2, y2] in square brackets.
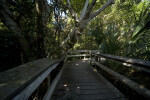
[90, 50, 92, 65]
[95, 53, 98, 62]
[47, 74, 51, 87]
[94, 51, 99, 71]
[91, 52, 150, 99]
[97, 52, 100, 62]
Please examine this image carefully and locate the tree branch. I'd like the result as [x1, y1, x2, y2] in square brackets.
[79, 0, 89, 21]
[84, 0, 97, 18]
[67, 0, 78, 21]
[88, 0, 114, 21]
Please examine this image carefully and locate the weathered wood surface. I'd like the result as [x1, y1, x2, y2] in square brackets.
[99, 53, 150, 68]
[67, 54, 90, 58]
[92, 59, 150, 99]
[67, 50, 100, 53]
[67, 50, 91, 53]
[52, 60, 127, 100]
[104, 57, 150, 74]
[0, 58, 63, 100]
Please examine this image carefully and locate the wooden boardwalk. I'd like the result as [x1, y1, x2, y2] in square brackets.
[52, 60, 128, 100]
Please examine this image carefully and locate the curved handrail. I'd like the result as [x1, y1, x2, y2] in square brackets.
[99, 53, 150, 68]
[0, 56, 65, 100]
[92, 59, 150, 99]
[91, 52, 150, 99]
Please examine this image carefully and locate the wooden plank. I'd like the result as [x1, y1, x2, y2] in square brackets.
[67, 54, 90, 58]
[52, 93, 125, 100]
[67, 50, 91, 53]
[56, 84, 107, 90]
[0, 57, 64, 100]
[67, 50, 100, 53]
[60, 79, 102, 83]
[57, 83, 105, 87]
[99, 53, 150, 68]
[68, 89, 119, 94]
[92, 59, 150, 99]
[77, 92, 125, 100]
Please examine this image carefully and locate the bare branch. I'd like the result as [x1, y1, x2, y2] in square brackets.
[67, 0, 78, 21]
[84, 0, 97, 18]
[88, 0, 114, 21]
[79, 0, 89, 21]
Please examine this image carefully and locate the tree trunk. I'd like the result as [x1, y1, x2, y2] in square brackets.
[0, 1, 30, 61]
[36, 0, 48, 58]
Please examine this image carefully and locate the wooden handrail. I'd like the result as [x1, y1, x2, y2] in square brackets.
[99, 53, 150, 68]
[66, 50, 150, 72]
[91, 59, 150, 99]
[67, 50, 100, 53]
[0, 56, 65, 100]
[67, 54, 90, 58]
[67, 50, 91, 53]
[90, 51, 150, 99]
[43, 60, 66, 100]
[66, 50, 100, 59]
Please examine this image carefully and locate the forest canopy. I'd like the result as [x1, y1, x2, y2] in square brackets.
[0, 0, 150, 70]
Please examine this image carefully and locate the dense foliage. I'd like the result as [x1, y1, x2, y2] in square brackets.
[77, 0, 150, 60]
[0, 0, 150, 71]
